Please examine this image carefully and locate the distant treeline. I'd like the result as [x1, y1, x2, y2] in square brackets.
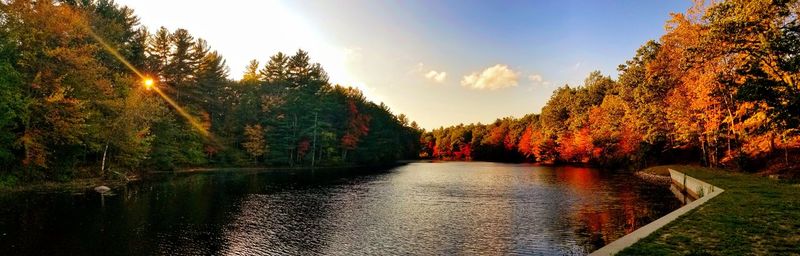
[422, 0, 799, 171]
[0, 0, 420, 183]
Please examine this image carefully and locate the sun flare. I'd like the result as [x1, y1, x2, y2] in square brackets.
[143, 78, 154, 90]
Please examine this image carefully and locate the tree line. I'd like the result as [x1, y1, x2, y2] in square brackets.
[0, 0, 421, 184]
[422, 0, 799, 171]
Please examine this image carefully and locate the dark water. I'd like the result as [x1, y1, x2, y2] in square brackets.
[0, 162, 680, 255]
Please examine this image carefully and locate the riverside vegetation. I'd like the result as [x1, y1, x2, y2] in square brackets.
[421, 0, 800, 175]
[1, 1, 798, 187]
[0, 0, 798, 254]
[0, 0, 421, 187]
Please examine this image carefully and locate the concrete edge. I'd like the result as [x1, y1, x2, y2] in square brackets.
[589, 169, 724, 256]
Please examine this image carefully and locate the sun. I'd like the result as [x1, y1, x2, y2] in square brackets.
[143, 78, 155, 90]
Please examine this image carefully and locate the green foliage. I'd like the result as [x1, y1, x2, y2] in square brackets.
[147, 114, 207, 171]
[0, 37, 25, 164]
[0, 173, 19, 188]
[0, 0, 421, 180]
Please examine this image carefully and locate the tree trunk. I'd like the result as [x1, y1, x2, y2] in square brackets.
[101, 143, 109, 177]
[311, 113, 317, 168]
[784, 134, 790, 166]
[785, 146, 789, 167]
[769, 132, 776, 154]
[701, 135, 707, 166]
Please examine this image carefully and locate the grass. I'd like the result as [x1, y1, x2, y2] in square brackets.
[619, 165, 800, 255]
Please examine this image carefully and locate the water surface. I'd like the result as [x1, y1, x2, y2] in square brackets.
[0, 162, 680, 255]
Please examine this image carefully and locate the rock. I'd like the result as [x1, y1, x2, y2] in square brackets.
[94, 186, 111, 194]
[634, 171, 672, 186]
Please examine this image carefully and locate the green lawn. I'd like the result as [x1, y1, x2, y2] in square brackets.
[619, 165, 800, 255]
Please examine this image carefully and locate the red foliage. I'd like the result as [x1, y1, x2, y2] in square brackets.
[518, 127, 533, 159]
[504, 132, 517, 151]
[297, 139, 310, 158]
[618, 126, 640, 156]
[433, 141, 443, 158]
[557, 128, 593, 163]
[341, 100, 371, 150]
[459, 143, 471, 160]
[204, 145, 218, 157]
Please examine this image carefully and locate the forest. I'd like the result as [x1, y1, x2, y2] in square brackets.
[1, 0, 799, 186]
[422, 0, 799, 172]
[0, 0, 421, 184]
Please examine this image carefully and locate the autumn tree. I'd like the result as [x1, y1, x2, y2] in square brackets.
[706, 0, 800, 164]
[242, 124, 266, 164]
[341, 100, 370, 161]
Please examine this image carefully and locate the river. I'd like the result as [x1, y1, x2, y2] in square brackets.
[0, 161, 680, 255]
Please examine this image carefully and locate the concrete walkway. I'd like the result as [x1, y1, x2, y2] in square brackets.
[590, 169, 724, 256]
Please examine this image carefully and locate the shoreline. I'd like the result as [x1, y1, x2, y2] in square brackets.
[0, 162, 409, 193]
[593, 168, 725, 255]
[0, 161, 668, 193]
[0, 177, 130, 194]
[620, 165, 800, 255]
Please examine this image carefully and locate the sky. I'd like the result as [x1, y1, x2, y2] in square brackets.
[116, 0, 693, 130]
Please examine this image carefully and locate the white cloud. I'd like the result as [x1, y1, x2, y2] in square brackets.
[348, 80, 383, 104]
[528, 74, 543, 83]
[461, 64, 519, 90]
[526, 73, 553, 91]
[424, 70, 447, 83]
[413, 62, 447, 83]
[528, 73, 552, 86]
[413, 62, 425, 73]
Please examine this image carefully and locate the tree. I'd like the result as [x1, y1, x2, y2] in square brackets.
[242, 124, 266, 163]
[706, 0, 800, 162]
[3, 1, 106, 172]
[341, 100, 370, 161]
[147, 26, 171, 76]
[0, 35, 25, 165]
[0, 1, 422, 181]
[242, 59, 261, 83]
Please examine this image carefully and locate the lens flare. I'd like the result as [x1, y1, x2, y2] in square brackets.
[84, 25, 211, 138]
[143, 78, 154, 90]
[151, 86, 210, 137]
[85, 28, 145, 79]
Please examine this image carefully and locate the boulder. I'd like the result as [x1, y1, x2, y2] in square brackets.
[94, 185, 111, 194]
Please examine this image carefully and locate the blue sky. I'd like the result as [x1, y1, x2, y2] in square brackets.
[117, 0, 693, 129]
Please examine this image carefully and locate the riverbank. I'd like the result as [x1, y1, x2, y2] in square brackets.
[160, 162, 406, 174]
[0, 177, 131, 193]
[620, 165, 800, 255]
[0, 162, 407, 193]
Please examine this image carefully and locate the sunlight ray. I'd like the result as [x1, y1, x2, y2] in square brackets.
[84, 24, 211, 138]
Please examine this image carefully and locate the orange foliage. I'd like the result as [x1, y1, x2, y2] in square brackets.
[487, 125, 506, 147]
[518, 127, 533, 158]
[557, 128, 593, 163]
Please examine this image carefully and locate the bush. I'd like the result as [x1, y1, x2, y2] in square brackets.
[0, 173, 19, 188]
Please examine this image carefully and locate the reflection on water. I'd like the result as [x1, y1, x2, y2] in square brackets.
[0, 162, 679, 255]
